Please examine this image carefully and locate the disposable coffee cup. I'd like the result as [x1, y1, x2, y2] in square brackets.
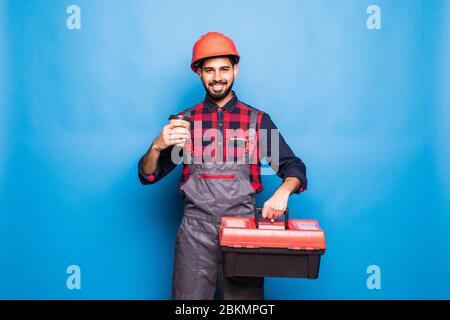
[168, 114, 191, 147]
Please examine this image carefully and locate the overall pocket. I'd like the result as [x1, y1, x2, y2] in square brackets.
[197, 171, 240, 200]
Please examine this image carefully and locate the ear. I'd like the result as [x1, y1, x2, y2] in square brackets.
[197, 68, 202, 77]
[233, 64, 239, 79]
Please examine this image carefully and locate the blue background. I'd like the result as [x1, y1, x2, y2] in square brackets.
[1, 0, 449, 299]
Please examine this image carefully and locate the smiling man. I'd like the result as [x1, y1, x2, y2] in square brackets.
[138, 32, 308, 300]
[200, 57, 234, 98]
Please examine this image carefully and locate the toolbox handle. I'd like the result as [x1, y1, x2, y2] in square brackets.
[255, 207, 289, 230]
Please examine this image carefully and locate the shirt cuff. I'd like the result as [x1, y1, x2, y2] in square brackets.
[284, 174, 307, 194]
[138, 157, 158, 184]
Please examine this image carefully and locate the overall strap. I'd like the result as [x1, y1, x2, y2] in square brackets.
[245, 110, 258, 164]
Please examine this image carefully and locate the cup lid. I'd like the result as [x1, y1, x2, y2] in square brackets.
[169, 114, 191, 123]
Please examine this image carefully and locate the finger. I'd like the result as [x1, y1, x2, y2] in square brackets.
[168, 133, 189, 140]
[272, 208, 278, 219]
[168, 131, 189, 137]
[168, 138, 187, 145]
[169, 120, 190, 128]
[167, 135, 187, 142]
[169, 133, 190, 140]
[261, 205, 269, 219]
[266, 207, 274, 220]
[169, 139, 186, 146]
[274, 208, 283, 219]
[169, 127, 190, 134]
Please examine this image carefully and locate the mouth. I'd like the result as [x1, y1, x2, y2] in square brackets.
[210, 83, 226, 92]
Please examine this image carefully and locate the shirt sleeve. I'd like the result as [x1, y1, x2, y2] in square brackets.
[260, 113, 308, 194]
[138, 144, 181, 185]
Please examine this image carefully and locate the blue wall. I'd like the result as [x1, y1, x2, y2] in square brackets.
[1, 0, 449, 299]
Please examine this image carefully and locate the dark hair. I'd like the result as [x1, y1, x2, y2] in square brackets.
[195, 55, 237, 70]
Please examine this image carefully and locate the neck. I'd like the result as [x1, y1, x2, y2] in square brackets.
[210, 91, 234, 108]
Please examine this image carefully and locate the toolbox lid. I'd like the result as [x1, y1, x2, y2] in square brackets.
[219, 217, 326, 250]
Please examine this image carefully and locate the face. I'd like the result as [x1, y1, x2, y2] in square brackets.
[197, 57, 239, 101]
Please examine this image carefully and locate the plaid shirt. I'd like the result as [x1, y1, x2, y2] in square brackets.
[138, 91, 307, 194]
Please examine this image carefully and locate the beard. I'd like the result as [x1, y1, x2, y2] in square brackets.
[203, 79, 234, 101]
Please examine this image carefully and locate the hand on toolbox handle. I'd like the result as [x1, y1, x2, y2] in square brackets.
[255, 208, 289, 230]
[261, 191, 290, 222]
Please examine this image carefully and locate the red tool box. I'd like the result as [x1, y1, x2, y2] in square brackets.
[220, 208, 326, 279]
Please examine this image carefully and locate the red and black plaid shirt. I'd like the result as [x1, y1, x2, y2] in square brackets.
[139, 91, 307, 194]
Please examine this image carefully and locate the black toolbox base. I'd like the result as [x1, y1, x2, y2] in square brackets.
[222, 247, 325, 279]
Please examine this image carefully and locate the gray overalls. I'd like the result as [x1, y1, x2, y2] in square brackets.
[172, 110, 264, 300]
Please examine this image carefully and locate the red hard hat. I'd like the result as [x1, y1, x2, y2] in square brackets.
[191, 32, 240, 72]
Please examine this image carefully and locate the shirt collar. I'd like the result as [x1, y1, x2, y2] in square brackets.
[204, 90, 238, 113]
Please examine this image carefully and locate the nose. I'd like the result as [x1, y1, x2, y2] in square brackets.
[213, 71, 221, 83]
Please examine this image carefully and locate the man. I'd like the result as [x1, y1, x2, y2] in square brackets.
[138, 32, 307, 300]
